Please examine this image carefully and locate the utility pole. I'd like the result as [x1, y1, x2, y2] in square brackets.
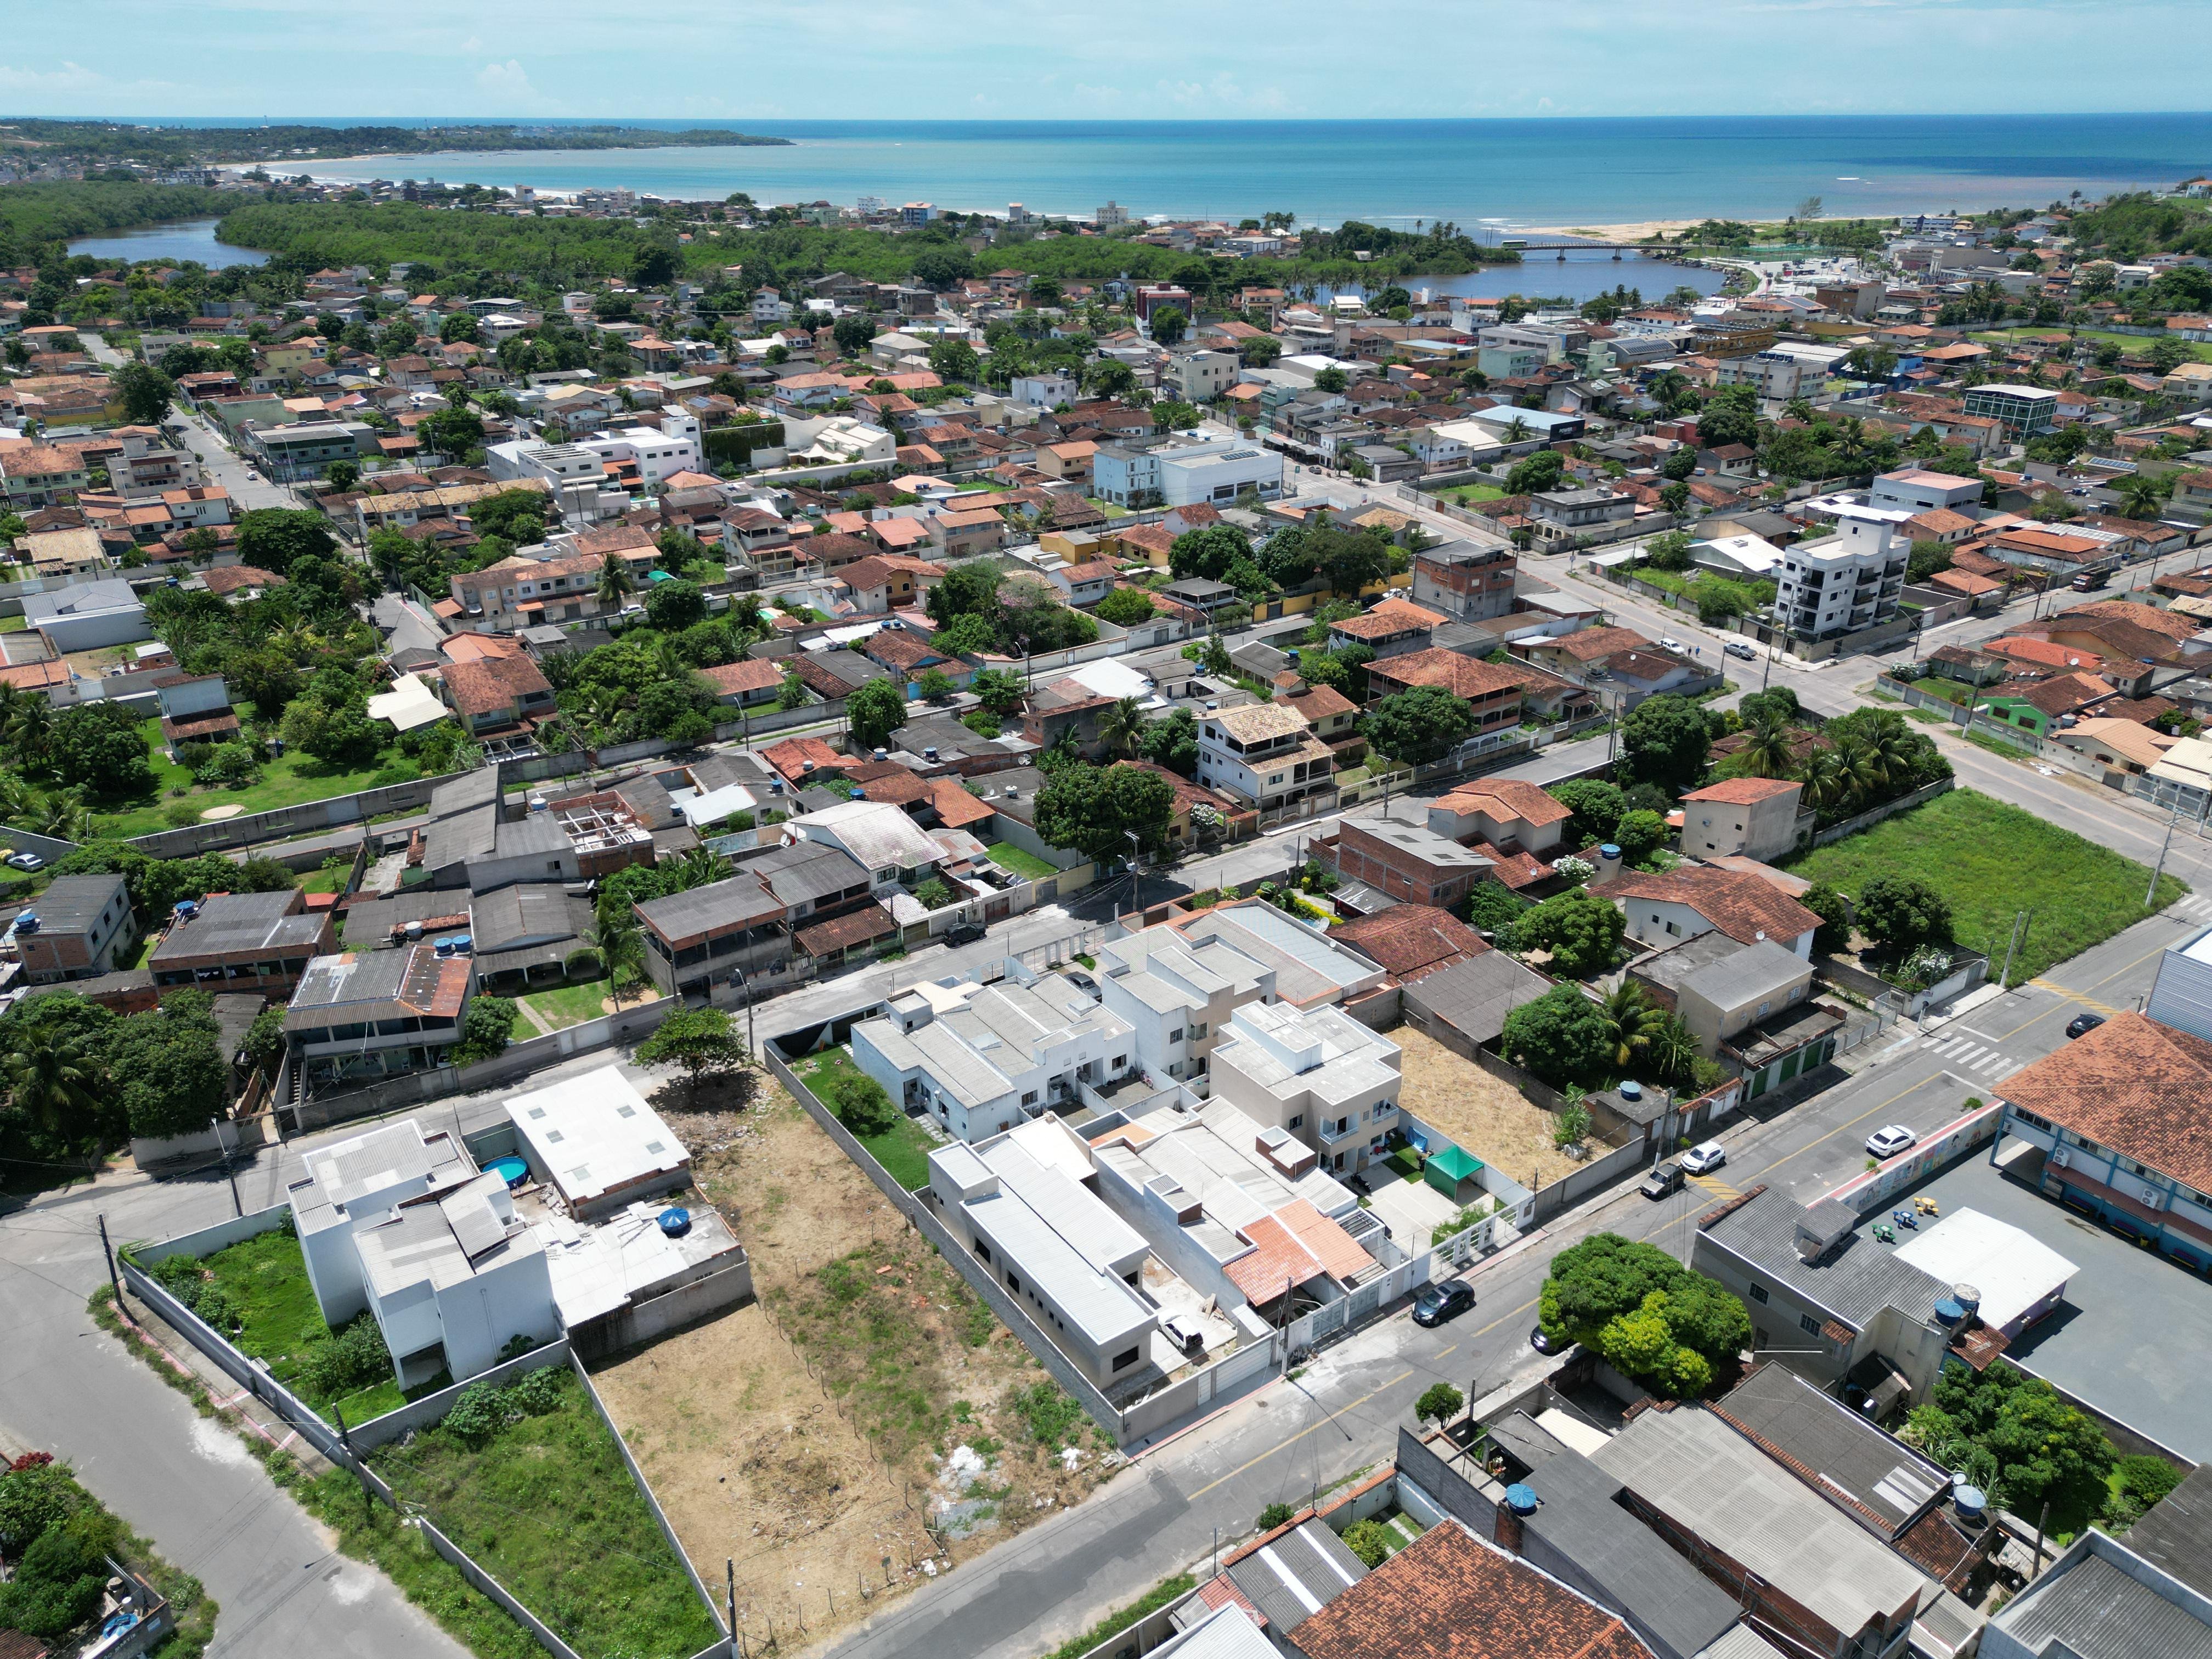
[97, 1214, 121, 1308]
[1998, 910, 2031, 992]
[2148, 802, 2181, 907]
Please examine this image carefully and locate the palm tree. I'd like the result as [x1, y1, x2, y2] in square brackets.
[7, 696, 52, 771]
[590, 907, 650, 1007]
[32, 789, 89, 842]
[1849, 712, 1915, 793]
[1801, 746, 1857, 814]
[1097, 696, 1147, 760]
[597, 554, 636, 610]
[1831, 415, 1870, 466]
[1735, 713, 1800, 780]
[1596, 981, 1664, 1074]
[4, 1029, 106, 1145]
[1782, 397, 1815, 424]
[2117, 472, 2169, 522]
[1648, 1018, 1702, 1090]
[1502, 415, 1532, 444]
[675, 845, 731, 891]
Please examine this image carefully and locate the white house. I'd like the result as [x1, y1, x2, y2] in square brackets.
[1868, 468, 1985, 516]
[751, 287, 793, 324]
[23, 578, 149, 653]
[286, 1119, 560, 1388]
[1096, 927, 1275, 1087]
[1195, 702, 1336, 816]
[1008, 370, 1080, 410]
[574, 414, 703, 491]
[851, 972, 1137, 1142]
[1093, 436, 1284, 509]
[505, 1066, 693, 1222]
[1206, 1001, 1403, 1176]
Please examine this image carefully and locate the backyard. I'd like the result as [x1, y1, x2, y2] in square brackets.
[983, 840, 1058, 881]
[86, 716, 398, 838]
[155, 1223, 414, 1423]
[517, 975, 647, 1034]
[367, 1365, 721, 1659]
[1785, 788, 2185, 983]
[794, 1048, 939, 1189]
[1391, 1024, 1585, 1194]
[1430, 483, 1506, 506]
[600, 1075, 1120, 1648]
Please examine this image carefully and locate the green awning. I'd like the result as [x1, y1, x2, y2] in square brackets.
[1426, 1145, 1485, 1182]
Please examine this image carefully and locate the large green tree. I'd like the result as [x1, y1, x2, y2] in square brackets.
[233, 508, 336, 577]
[1499, 984, 1614, 1089]
[1511, 887, 1626, 978]
[1547, 779, 1623, 849]
[636, 1008, 750, 1103]
[1619, 694, 1716, 798]
[105, 991, 227, 1140]
[844, 677, 908, 751]
[1537, 1233, 1751, 1400]
[1169, 525, 1253, 584]
[112, 361, 176, 425]
[1368, 686, 1474, 769]
[1034, 761, 1176, 864]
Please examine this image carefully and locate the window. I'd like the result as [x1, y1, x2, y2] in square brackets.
[1288, 1115, 1304, 1132]
[1111, 1055, 1126, 1070]
[1006, 1272, 1021, 1294]
[1799, 1314, 1823, 1338]
[1748, 1284, 1768, 1305]
[1022, 1091, 1037, 1105]
[1192, 1022, 1207, 1039]
[1169, 1029, 1184, 1044]
[1113, 1346, 1141, 1372]
[974, 1241, 991, 1264]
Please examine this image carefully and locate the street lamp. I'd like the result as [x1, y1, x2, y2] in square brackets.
[728, 967, 757, 1060]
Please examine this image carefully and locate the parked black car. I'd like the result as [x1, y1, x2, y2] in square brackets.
[944, 922, 987, 945]
[2066, 1013, 2106, 1039]
[1412, 1280, 1475, 1327]
[1530, 1325, 1561, 1355]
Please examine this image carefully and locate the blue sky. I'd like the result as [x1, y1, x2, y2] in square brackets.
[4, 0, 2200, 121]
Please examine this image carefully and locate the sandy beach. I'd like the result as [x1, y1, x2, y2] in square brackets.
[1519, 219, 1703, 242]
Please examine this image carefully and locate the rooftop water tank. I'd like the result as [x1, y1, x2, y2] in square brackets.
[873, 748, 889, 761]
[1954, 1285, 1983, 1318]
[528, 794, 548, 813]
[1934, 1298, 1966, 1326]
[658, 1207, 692, 1239]
[1953, 1483, 1987, 1525]
[924, 747, 939, 761]
[173, 899, 199, 918]
[1598, 843, 1621, 862]
[404, 921, 424, 941]
[1619, 1080, 1643, 1101]
[14, 913, 37, 934]
[1503, 1483, 1539, 1516]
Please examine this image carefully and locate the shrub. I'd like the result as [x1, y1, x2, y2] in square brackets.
[506, 1364, 568, 1418]
[562, 946, 602, 978]
[821, 1068, 899, 1136]
[441, 1381, 512, 1444]
[292, 1312, 392, 1403]
[1415, 1382, 1465, 1425]
[1340, 1518, 1392, 1568]
[1257, 1502, 1296, 1531]
[0, 1462, 80, 1552]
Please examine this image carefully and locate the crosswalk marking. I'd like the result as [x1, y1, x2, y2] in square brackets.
[2169, 894, 2212, 920]
[1919, 1032, 2020, 1076]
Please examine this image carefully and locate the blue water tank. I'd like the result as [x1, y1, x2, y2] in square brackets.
[658, 1207, 692, 1238]
[1503, 1483, 1539, 1515]
[1953, 1483, 1987, 1522]
[1934, 1298, 1966, 1325]
[1598, 844, 1621, 861]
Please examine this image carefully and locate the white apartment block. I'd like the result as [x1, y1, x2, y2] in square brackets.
[1774, 504, 1912, 639]
[1867, 467, 1985, 516]
[1713, 351, 1815, 404]
[1163, 349, 1241, 405]
[851, 972, 1137, 1142]
[1097, 928, 1276, 1087]
[1008, 370, 1080, 409]
[1093, 437, 1285, 509]
[1207, 1001, 1403, 1175]
[574, 414, 703, 490]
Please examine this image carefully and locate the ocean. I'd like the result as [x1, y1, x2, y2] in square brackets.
[273, 114, 2212, 229]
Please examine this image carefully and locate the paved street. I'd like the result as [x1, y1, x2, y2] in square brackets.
[165, 400, 295, 512]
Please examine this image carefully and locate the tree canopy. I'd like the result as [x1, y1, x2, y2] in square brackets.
[1034, 761, 1176, 864]
[1538, 1233, 1751, 1400]
[1511, 887, 1626, 979]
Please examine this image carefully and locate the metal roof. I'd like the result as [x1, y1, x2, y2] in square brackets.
[17, 873, 125, 934]
[1993, 1546, 2212, 1659]
[1223, 1519, 1366, 1635]
[152, 890, 323, 963]
[506, 1064, 688, 1208]
[1485, 1410, 1742, 1659]
[1699, 1187, 1946, 1333]
[1712, 1364, 1949, 1535]
[1588, 1407, 1931, 1637]
[2124, 1466, 2212, 1601]
[1678, 939, 1810, 1011]
[1400, 950, 1552, 1046]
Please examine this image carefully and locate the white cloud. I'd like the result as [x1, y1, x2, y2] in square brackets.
[474, 59, 548, 109]
[0, 60, 178, 95]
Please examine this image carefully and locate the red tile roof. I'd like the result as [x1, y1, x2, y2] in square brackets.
[1293, 1521, 1649, 1659]
[1365, 648, 1526, 701]
[1680, 777, 1802, 806]
[1994, 1012, 2212, 1190]
[760, 736, 848, 782]
[1438, 777, 1573, 828]
[1605, 867, 1822, 946]
[698, 658, 785, 697]
[439, 654, 552, 719]
[200, 563, 285, 596]
[1330, 906, 1491, 983]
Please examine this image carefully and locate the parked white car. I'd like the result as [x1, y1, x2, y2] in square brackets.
[1680, 1141, 1727, 1176]
[1865, 1125, 1918, 1160]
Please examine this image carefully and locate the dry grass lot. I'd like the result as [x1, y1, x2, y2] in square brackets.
[1391, 1024, 1582, 1193]
[591, 1077, 1118, 1650]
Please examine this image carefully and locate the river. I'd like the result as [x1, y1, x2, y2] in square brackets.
[66, 218, 265, 268]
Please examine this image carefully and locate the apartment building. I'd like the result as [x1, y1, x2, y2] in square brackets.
[1962, 382, 2062, 441]
[1093, 436, 1285, 509]
[633, 840, 878, 998]
[1774, 504, 1911, 640]
[1410, 542, 1518, 620]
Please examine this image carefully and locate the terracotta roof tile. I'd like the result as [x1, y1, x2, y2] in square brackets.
[1438, 777, 1573, 828]
[699, 658, 785, 697]
[1995, 1012, 2212, 1190]
[1330, 905, 1491, 982]
[1292, 1521, 1648, 1659]
[1365, 648, 1526, 701]
[1681, 777, 1803, 805]
[1605, 867, 1821, 947]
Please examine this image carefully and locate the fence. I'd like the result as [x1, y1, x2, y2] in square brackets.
[115, 1232, 731, 1659]
[285, 995, 684, 1134]
[345, 1340, 575, 1449]
[1807, 776, 1956, 848]
[0, 822, 81, 865]
[1821, 1101, 2004, 1215]
[1820, 947, 1988, 1017]
[125, 765, 471, 859]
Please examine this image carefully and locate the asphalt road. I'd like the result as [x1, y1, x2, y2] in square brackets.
[164, 400, 295, 512]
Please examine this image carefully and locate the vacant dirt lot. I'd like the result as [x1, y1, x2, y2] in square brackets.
[1392, 1024, 1583, 1193]
[594, 1076, 1119, 1651]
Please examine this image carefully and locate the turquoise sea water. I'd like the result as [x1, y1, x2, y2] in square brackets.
[275, 114, 2212, 227]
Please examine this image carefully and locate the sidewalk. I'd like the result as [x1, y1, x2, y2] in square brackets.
[109, 1285, 338, 1477]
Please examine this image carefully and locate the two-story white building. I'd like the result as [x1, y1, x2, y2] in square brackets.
[1093, 437, 1284, 509]
[1096, 928, 1275, 1088]
[851, 972, 1137, 1142]
[1161, 349, 1241, 405]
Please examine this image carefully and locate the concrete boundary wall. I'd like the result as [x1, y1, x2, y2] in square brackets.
[345, 1339, 575, 1451]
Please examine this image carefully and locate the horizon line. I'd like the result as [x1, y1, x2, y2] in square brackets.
[15, 110, 2212, 125]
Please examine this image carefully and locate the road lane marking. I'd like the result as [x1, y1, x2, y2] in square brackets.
[1756, 1073, 1954, 1180]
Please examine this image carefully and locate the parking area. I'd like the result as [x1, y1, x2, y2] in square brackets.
[1855, 1147, 2212, 1462]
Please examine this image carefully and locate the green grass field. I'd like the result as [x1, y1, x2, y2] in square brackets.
[87, 718, 402, 838]
[1785, 789, 2185, 983]
[518, 978, 620, 1032]
[1972, 326, 2212, 364]
[369, 1368, 720, 1659]
[1432, 483, 1505, 505]
[856, 1114, 939, 1189]
[194, 1227, 408, 1419]
[983, 841, 1058, 880]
